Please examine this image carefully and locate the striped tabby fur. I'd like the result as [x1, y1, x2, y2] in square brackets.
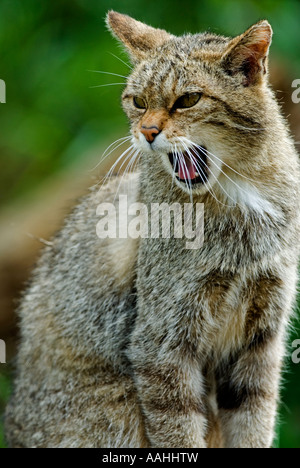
[5, 12, 300, 448]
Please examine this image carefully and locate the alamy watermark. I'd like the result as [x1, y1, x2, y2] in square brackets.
[291, 82, 300, 365]
[292, 79, 300, 104]
[292, 339, 300, 364]
[0, 79, 6, 103]
[96, 195, 204, 250]
[0, 339, 6, 364]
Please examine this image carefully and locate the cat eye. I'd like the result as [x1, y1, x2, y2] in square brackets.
[133, 96, 147, 109]
[172, 92, 202, 110]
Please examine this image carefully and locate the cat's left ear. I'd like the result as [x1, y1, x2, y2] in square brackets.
[221, 20, 273, 86]
[106, 11, 174, 63]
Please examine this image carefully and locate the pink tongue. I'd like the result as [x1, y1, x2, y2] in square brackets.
[178, 155, 197, 180]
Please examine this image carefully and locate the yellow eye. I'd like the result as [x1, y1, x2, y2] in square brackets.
[172, 92, 202, 110]
[133, 96, 146, 109]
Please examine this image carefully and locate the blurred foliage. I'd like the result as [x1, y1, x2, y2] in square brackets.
[1, 0, 300, 206]
[279, 320, 300, 449]
[0, 0, 300, 448]
[0, 369, 11, 448]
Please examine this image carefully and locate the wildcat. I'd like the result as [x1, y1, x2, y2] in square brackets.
[5, 11, 300, 448]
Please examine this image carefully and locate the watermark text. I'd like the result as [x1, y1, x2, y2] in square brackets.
[0, 79, 6, 103]
[96, 195, 204, 250]
[292, 79, 300, 104]
[0, 339, 6, 363]
[102, 451, 199, 464]
[292, 339, 300, 364]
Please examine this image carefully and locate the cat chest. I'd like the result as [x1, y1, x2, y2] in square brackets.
[138, 269, 255, 358]
[137, 243, 280, 358]
[193, 275, 250, 357]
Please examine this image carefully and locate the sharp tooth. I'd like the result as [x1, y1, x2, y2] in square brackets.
[195, 173, 199, 177]
[175, 172, 179, 176]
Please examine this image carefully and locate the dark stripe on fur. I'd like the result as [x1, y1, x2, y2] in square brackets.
[247, 327, 276, 351]
[205, 94, 263, 130]
[217, 381, 267, 410]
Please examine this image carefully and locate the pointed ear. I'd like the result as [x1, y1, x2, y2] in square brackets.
[221, 20, 273, 86]
[106, 11, 173, 63]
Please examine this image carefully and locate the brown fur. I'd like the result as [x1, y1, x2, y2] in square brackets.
[5, 12, 300, 448]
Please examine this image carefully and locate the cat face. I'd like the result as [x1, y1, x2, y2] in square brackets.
[107, 11, 272, 196]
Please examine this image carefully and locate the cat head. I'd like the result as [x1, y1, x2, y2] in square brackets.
[107, 11, 273, 197]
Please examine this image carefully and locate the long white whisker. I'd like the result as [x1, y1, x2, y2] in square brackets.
[99, 138, 132, 167]
[90, 83, 129, 88]
[97, 145, 135, 190]
[128, 152, 141, 200]
[181, 137, 261, 201]
[122, 148, 140, 182]
[113, 149, 139, 204]
[179, 138, 234, 208]
[181, 136, 256, 183]
[88, 70, 138, 85]
[178, 149, 193, 204]
[176, 151, 187, 193]
[88, 70, 130, 80]
[106, 146, 135, 180]
[180, 139, 236, 208]
[202, 149, 258, 199]
[129, 151, 140, 174]
[108, 52, 133, 70]
[102, 136, 132, 159]
[90, 136, 132, 172]
[171, 143, 178, 189]
[184, 149, 227, 204]
[113, 151, 134, 204]
[203, 149, 257, 191]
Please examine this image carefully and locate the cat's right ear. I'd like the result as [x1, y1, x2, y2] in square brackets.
[106, 11, 173, 63]
[221, 20, 273, 87]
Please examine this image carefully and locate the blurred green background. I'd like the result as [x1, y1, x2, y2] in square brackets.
[0, 0, 300, 448]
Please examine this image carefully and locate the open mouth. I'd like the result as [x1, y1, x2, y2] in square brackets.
[168, 146, 209, 186]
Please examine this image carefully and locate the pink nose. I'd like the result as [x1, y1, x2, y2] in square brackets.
[141, 125, 160, 143]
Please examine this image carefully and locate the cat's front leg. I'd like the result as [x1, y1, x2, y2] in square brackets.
[217, 332, 284, 448]
[129, 339, 208, 448]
